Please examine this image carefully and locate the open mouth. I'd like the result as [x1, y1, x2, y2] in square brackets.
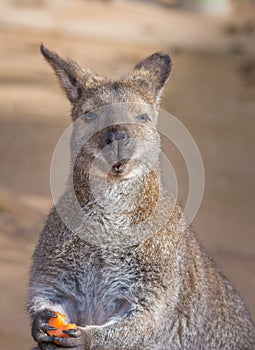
[110, 159, 130, 175]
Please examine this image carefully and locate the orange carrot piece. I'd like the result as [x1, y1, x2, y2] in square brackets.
[47, 311, 77, 339]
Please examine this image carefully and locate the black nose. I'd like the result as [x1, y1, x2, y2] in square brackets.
[104, 131, 130, 146]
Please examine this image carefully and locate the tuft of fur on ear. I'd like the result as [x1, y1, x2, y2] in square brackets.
[40, 44, 85, 103]
[126, 52, 172, 103]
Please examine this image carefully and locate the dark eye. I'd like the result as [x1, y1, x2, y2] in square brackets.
[83, 112, 97, 122]
[136, 113, 150, 122]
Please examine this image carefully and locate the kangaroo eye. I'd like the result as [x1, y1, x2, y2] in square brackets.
[83, 112, 97, 121]
[136, 113, 150, 122]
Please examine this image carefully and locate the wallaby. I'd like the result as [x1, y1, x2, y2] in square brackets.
[28, 45, 255, 350]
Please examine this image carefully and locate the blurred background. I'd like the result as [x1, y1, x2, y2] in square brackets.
[0, 0, 255, 349]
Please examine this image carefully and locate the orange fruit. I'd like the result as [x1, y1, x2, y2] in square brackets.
[47, 312, 77, 339]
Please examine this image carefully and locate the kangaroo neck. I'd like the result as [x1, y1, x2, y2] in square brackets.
[73, 166, 161, 223]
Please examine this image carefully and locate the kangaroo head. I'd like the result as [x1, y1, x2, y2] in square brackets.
[41, 45, 171, 181]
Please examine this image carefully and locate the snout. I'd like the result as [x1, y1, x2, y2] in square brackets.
[102, 128, 134, 176]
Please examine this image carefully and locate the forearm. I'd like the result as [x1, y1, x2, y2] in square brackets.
[28, 281, 77, 323]
[83, 301, 168, 350]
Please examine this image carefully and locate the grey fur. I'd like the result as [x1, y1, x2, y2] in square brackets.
[28, 45, 255, 350]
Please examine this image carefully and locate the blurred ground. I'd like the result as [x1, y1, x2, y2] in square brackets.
[0, 1, 255, 349]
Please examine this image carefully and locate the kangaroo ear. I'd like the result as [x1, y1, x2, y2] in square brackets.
[40, 44, 84, 103]
[129, 52, 172, 103]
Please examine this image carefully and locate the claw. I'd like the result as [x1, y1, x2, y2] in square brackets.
[44, 310, 57, 318]
[43, 325, 57, 331]
[52, 334, 81, 347]
[52, 335, 62, 345]
[62, 328, 78, 337]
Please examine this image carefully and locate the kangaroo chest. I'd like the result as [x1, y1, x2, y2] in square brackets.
[68, 248, 136, 326]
